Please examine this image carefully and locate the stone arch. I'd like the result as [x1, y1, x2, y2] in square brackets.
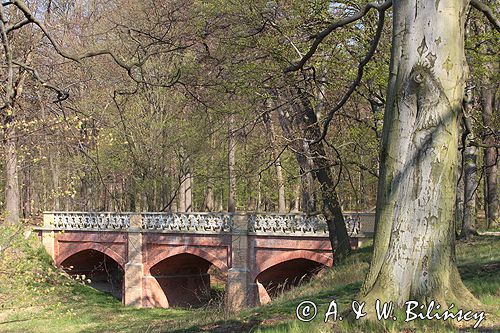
[146, 247, 228, 308]
[253, 250, 332, 281]
[57, 243, 126, 268]
[146, 246, 228, 274]
[59, 247, 125, 300]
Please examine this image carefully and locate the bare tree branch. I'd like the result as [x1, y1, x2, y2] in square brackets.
[312, 5, 388, 144]
[12, 61, 69, 102]
[0, 2, 14, 112]
[6, 18, 29, 33]
[284, 0, 392, 73]
[471, 0, 500, 33]
[11, 1, 140, 71]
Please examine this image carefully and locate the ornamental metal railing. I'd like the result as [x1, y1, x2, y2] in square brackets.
[44, 211, 371, 235]
[52, 212, 131, 230]
[248, 213, 361, 234]
[142, 212, 233, 232]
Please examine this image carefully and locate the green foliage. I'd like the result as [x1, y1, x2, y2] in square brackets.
[0, 229, 498, 332]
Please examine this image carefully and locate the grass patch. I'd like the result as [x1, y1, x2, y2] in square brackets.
[0, 226, 499, 332]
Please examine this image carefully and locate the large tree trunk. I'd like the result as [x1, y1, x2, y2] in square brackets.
[480, 86, 499, 228]
[277, 91, 351, 261]
[361, 0, 478, 308]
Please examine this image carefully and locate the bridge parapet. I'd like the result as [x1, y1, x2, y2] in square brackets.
[42, 211, 373, 236]
[249, 213, 361, 235]
[142, 212, 233, 232]
[38, 210, 375, 311]
[51, 212, 132, 230]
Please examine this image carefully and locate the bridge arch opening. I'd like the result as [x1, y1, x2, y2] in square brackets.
[255, 258, 326, 303]
[149, 253, 226, 308]
[60, 249, 124, 300]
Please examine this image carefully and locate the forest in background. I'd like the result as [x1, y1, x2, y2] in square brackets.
[0, 0, 497, 233]
[0, 1, 499, 331]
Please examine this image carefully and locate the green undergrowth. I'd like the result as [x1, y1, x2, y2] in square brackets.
[0, 225, 498, 333]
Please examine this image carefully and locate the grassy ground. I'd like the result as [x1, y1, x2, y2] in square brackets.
[0, 225, 498, 333]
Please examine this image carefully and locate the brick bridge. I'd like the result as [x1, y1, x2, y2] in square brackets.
[38, 211, 374, 310]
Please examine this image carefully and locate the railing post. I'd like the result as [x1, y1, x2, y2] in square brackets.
[123, 214, 144, 307]
[41, 212, 55, 259]
[225, 213, 254, 311]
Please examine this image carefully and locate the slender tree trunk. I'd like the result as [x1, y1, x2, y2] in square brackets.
[205, 183, 214, 212]
[228, 114, 237, 212]
[256, 177, 262, 211]
[361, 0, 478, 309]
[292, 181, 301, 212]
[169, 164, 178, 212]
[0, 4, 19, 225]
[263, 111, 286, 213]
[302, 142, 317, 213]
[128, 177, 136, 212]
[4, 129, 20, 224]
[178, 173, 186, 212]
[205, 138, 215, 212]
[185, 170, 192, 212]
[22, 164, 32, 218]
[480, 86, 499, 228]
[462, 145, 478, 237]
[455, 163, 464, 237]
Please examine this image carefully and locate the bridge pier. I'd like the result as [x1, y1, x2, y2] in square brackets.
[225, 214, 255, 311]
[123, 214, 144, 307]
[41, 213, 55, 259]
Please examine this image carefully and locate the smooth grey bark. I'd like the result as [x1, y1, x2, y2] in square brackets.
[480, 86, 499, 228]
[460, 87, 478, 238]
[49, 148, 61, 210]
[178, 149, 192, 212]
[301, 142, 317, 213]
[205, 182, 214, 212]
[185, 171, 192, 212]
[455, 165, 464, 236]
[263, 110, 286, 213]
[292, 181, 301, 212]
[4, 131, 20, 224]
[22, 164, 32, 218]
[462, 145, 478, 237]
[1, 4, 19, 224]
[178, 173, 186, 212]
[228, 113, 237, 212]
[361, 0, 479, 308]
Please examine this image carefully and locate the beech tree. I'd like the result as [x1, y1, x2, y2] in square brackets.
[287, 0, 499, 312]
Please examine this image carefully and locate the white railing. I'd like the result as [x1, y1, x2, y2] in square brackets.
[44, 211, 371, 235]
[142, 212, 233, 232]
[248, 213, 361, 235]
[52, 212, 131, 230]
